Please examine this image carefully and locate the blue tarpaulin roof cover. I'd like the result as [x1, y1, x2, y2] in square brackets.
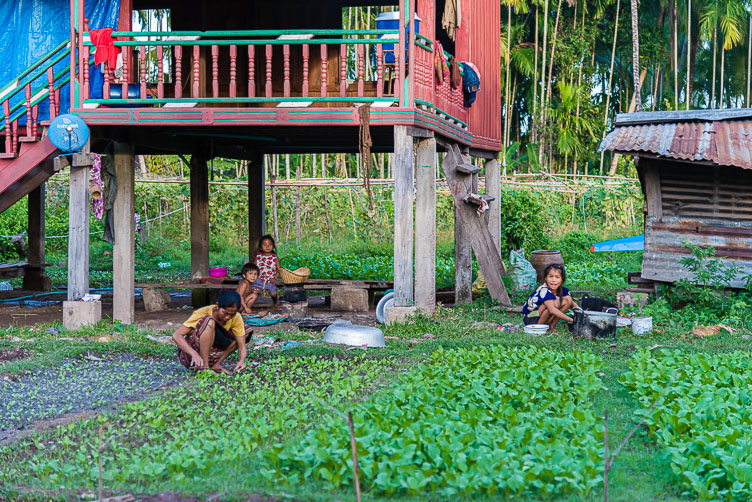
[590, 234, 645, 252]
[0, 0, 120, 120]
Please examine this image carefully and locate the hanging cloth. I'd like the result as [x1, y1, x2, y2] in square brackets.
[90, 155, 104, 220]
[434, 41, 449, 84]
[89, 28, 118, 69]
[450, 57, 462, 89]
[441, 0, 462, 41]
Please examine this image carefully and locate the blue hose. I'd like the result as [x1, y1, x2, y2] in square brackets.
[0, 287, 113, 303]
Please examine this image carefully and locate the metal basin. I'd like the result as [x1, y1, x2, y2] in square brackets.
[323, 321, 385, 347]
[572, 307, 618, 339]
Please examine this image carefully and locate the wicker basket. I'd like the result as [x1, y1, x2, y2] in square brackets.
[279, 267, 311, 284]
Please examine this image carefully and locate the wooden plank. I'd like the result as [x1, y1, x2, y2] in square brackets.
[67, 165, 89, 301]
[643, 162, 662, 218]
[615, 108, 752, 126]
[113, 142, 135, 324]
[456, 162, 481, 174]
[190, 153, 210, 307]
[414, 136, 436, 312]
[248, 152, 266, 258]
[393, 125, 414, 306]
[485, 159, 501, 256]
[444, 145, 511, 306]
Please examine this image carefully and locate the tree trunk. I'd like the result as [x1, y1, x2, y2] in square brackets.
[748, 15, 752, 107]
[686, 0, 691, 109]
[720, 46, 725, 108]
[599, 0, 621, 175]
[538, 0, 550, 167]
[673, 0, 678, 109]
[630, 0, 641, 112]
[544, 0, 564, 126]
[533, 7, 539, 143]
[503, 3, 511, 175]
[712, 25, 717, 107]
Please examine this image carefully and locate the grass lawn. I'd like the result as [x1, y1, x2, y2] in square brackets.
[0, 300, 749, 501]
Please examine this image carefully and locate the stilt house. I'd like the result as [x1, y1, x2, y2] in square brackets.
[600, 109, 752, 288]
[0, 0, 505, 323]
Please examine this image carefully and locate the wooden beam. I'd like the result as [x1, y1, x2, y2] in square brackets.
[393, 125, 414, 306]
[414, 136, 436, 312]
[113, 142, 135, 324]
[190, 153, 210, 307]
[485, 158, 501, 256]
[643, 162, 663, 219]
[445, 145, 511, 306]
[248, 152, 266, 259]
[22, 183, 50, 291]
[67, 165, 89, 300]
[454, 180, 473, 305]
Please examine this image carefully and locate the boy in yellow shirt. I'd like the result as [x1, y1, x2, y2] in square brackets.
[172, 291, 251, 374]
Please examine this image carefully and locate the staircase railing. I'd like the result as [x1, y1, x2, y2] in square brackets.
[0, 39, 77, 154]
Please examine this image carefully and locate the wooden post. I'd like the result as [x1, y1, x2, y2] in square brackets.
[190, 153, 210, 307]
[414, 137, 436, 312]
[22, 183, 50, 291]
[68, 166, 90, 301]
[113, 143, 135, 324]
[454, 155, 473, 305]
[248, 152, 266, 259]
[485, 158, 502, 255]
[393, 125, 414, 307]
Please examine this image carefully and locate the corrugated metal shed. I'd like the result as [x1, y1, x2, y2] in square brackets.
[599, 110, 752, 170]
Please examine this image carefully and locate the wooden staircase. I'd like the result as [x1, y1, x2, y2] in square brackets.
[0, 130, 59, 213]
[0, 40, 73, 213]
[443, 144, 511, 306]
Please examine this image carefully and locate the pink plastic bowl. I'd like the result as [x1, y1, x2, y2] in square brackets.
[209, 267, 228, 277]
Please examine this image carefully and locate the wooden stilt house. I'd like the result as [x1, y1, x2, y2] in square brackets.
[0, 0, 506, 323]
[600, 109, 752, 288]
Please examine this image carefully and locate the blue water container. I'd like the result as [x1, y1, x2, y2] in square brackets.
[376, 11, 421, 64]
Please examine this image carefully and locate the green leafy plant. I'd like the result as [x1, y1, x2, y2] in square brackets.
[622, 349, 752, 500]
[266, 346, 605, 497]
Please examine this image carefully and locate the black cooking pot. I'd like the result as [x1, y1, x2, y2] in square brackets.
[571, 307, 618, 339]
[580, 294, 618, 313]
[283, 284, 307, 303]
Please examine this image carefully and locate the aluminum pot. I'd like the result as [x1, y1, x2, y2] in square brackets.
[572, 307, 618, 339]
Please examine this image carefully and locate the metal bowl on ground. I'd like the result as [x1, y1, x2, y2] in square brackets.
[323, 321, 385, 347]
[523, 323, 549, 335]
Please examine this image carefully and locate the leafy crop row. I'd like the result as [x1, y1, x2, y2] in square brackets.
[621, 350, 752, 500]
[0, 355, 394, 488]
[266, 346, 605, 497]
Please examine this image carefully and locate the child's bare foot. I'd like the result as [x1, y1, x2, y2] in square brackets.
[210, 364, 231, 375]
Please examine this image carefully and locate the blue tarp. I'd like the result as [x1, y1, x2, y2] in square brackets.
[0, 0, 120, 121]
[590, 234, 645, 253]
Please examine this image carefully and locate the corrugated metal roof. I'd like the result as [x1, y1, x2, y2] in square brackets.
[599, 118, 752, 170]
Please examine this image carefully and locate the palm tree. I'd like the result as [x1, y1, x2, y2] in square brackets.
[599, 0, 621, 174]
[700, 0, 747, 108]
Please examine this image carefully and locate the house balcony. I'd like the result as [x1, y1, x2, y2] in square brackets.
[67, 28, 469, 136]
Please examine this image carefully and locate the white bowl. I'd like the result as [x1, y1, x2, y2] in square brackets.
[523, 323, 549, 335]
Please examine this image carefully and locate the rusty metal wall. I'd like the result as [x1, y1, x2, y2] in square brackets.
[642, 215, 752, 288]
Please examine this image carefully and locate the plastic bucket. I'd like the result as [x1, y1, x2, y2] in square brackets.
[631, 316, 653, 335]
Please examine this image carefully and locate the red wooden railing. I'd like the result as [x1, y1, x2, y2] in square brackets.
[79, 30, 401, 106]
[413, 40, 468, 126]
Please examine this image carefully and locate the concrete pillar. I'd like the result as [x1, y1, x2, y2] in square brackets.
[485, 158, 501, 256]
[190, 153, 210, 307]
[414, 137, 436, 312]
[248, 152, 265, 258]
[113, 142, 135, 324]
[67, 166, 89, 300]
[22, 183, 51, 291]
[393, 125, 414, 307]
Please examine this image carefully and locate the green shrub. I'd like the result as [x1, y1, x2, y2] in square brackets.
[498, 188, 554, 255]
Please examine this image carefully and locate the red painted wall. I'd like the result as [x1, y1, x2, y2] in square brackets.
[466, 0, 501, 150]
